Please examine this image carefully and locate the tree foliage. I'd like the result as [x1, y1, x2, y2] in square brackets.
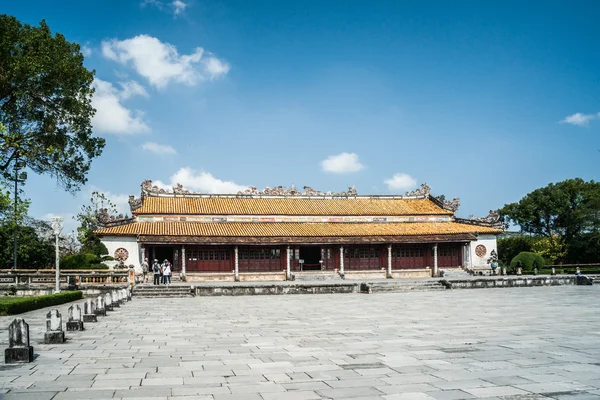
[76, 191, 115, 256]
[497, 236, 535, 266]
[0, 15, 104, 192]
[499, 178, 600, 263]
[0, 218, 54, 268]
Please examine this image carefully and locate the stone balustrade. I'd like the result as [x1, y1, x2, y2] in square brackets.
[0, 269, 131, 288]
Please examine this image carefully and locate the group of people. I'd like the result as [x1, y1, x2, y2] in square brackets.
[141, 258, 172, 285]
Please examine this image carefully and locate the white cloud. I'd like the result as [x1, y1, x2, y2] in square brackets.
[142, 142, 177, 155]
[81, 45, 93, 57]
[203, 56, 231, 78]
[172, 0, 187, 15]
[321, 152, 364, 173]
[119, 80, 149, 100]
[155, 167, 247, 193]
[141, 0, 188, 16]
[384, 173, 417, 192]
[92, 78, 150, 135]
[560, 112, 598, 126]
[101, 35, 229, 88]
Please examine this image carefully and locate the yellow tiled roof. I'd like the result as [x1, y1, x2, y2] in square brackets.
[96, 222, 501, 237]
[133, 197, 451, 216]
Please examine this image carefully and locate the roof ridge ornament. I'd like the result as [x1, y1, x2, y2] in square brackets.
[434, 194, 461, 212]
[455, 210, 507, 230]
[405, 183, 431, 197]
[237, 185, 358, 197]
[96, 208, 133, 228]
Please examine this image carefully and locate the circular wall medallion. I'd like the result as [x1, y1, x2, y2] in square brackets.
[475, 245, 487, 258]
[114, 248, 129, 261]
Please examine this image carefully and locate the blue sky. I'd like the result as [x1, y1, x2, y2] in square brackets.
[4, 0, 600, 233]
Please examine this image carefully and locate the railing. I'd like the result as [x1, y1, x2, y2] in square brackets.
[0, 269, 131, 287]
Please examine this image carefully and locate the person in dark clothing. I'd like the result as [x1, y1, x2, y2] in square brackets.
[152, 259, 161, 285]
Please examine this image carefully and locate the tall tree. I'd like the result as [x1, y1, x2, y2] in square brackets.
[499, 178, 600, 263]
[0, 15, 104, 192]
[76, 191, 117, 256]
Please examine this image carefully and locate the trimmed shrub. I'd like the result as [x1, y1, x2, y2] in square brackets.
[0, 291, 83, 316]
[60, 253, 108, 270]
[510, 252, 546, 271]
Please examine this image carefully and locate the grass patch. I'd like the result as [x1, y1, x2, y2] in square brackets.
[0, 291, 83, 316]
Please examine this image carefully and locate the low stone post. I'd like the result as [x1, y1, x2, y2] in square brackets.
[502, 267, 507, 276]
[44, 310, 65, 344]
[576, 267, 581, 275]
[96, 295, 106, 316]
[516, 267, 522, 276]
[111, 291, 120, 308]
[84, 299, 97, 322]
[533, 267, 538, 276]
[4, 319, 34, 363]
[121, 289, 128, 302]
[104, 293, 113, 312]
[127, 287, 132, 301]
[551, 267, 556, 275]
[67, 305, 84, 331]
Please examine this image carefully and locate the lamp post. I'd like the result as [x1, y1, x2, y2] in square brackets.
[51, 217, 63, 293]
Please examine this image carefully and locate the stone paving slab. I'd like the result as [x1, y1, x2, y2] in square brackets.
[1, 286, 600, 399]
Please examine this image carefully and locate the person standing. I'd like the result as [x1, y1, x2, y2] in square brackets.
[161, 259, 168, 284]
[141, 258, 149, 283]
[163, 261, 172, 285]
[152, 259, 161, 285]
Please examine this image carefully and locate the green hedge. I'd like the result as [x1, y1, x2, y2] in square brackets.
[0, 291, 83, 316]
[510, 252, 546, 271]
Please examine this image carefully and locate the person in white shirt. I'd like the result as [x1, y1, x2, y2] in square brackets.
[163, 260, 172, 285]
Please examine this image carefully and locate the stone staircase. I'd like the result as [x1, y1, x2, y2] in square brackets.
[292, 271, 343, 281]
[362, 279, 447, 293]
[440, 268, 472, 279]
[132, 284, 194, 298]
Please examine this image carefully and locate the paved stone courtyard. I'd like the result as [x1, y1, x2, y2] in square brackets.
[1, 286, 600, 400]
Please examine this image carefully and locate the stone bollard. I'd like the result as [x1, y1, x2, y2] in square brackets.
[121, 289, 128, 302]
[502, 267, 507, 276]
[533, 267, 538, 276]
[44, 310, 65, 344]
[4, 319, 34, 363]
[95, 295, 107, 316]
[111, 291, 120, 307]
[104, 292, 114, 312]
[576, 267, 581, 275]
[127, 288, 132, 301]
[83, 299, 97, 322]
[67, 305, 84, 331]
[551, 267, 556, 275]
[516, 267, 522, 276]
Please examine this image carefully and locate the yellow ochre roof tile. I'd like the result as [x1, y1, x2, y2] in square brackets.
[133, 197, 452, 216]
[96, 222, 501, 237]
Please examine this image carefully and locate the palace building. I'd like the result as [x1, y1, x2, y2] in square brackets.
[96, 181, 503, 281]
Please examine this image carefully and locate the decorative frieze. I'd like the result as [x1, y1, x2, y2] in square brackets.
[137, 215, 453, 223]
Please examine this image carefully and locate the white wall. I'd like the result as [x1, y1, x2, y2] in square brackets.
[101, 236, 141, 272]
[469, 234, 498, 269]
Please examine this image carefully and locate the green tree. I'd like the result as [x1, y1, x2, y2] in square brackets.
[0, 15, 105, 192]
[76, 191, 116, 256]
[499, 178, 600, 263]
[497, 236, 535, 266]
[0, 217, 54, 269]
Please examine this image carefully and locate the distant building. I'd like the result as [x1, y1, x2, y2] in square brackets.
[96, 181, 503, 280]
